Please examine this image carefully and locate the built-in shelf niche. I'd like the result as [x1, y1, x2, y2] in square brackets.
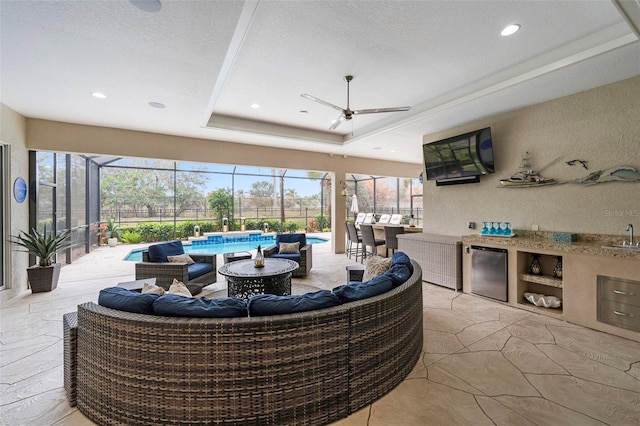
[517, 251, 564, 316]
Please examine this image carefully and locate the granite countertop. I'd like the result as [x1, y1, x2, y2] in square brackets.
[462, 231, 640, 260]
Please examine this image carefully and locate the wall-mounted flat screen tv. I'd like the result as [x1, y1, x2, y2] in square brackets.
[423, 127, 494, 185]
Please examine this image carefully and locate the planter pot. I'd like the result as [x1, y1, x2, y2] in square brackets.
[107, 237, 118, 247]
[27, 263, 62, 293]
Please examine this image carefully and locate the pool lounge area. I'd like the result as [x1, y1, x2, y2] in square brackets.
[124, 232, 329, 261]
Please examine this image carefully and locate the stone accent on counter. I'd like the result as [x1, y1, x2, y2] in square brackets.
[463, 230, 640, 260]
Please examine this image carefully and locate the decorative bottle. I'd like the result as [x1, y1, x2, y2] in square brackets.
[530, 254, 542, 275]
[254, 245, 264, 268]
[553, 256, 563, 279]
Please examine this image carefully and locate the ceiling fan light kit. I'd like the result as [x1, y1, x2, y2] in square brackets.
[301, 75, 411, 130]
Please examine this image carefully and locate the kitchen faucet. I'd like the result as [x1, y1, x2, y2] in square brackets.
[625, 224, 634, 246]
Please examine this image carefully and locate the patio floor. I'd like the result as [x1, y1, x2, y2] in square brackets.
[1, 236, 639, 425]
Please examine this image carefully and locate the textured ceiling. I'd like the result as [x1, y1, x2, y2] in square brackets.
[1, 0, 639, 164]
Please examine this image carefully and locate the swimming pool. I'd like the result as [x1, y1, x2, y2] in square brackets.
[124, 235, 329, 262]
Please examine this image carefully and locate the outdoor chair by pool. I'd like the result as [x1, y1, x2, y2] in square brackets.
[135, 240, 216, 295]
[263, 233, 312, 277]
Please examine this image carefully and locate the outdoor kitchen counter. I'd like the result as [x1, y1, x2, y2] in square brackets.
[461, 230, 640, 343]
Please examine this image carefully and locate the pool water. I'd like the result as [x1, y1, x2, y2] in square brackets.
[124, 236, 328, 262]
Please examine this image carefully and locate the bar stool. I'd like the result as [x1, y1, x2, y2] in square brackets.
[359, 224, 385, 261]
[345, 222, 363, 262]
[384, 226, 405, 257]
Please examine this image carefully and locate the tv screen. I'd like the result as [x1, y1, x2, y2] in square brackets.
[423, 127, 494, 183]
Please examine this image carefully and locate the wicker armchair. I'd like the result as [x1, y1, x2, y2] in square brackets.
[264, 233, 312, 277]
[135, 241, 216, 295]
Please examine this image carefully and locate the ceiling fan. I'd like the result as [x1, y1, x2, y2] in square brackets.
[301, 75, 411, 130]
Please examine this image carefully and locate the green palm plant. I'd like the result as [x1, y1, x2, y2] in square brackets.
[105, 218, 120, 238]
[11, 225, 72, 267]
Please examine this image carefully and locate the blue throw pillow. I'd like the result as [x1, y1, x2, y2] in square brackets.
[248, 290, 340, 317]
[98, 287, 159, 314]
[332, 274, 393, 303]
[153, 294, 248, 318]
[147, 240, 184, 262]
[384, 263, 411, 287]
[392, 251, 413, 274]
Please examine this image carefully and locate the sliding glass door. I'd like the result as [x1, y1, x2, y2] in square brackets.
[0, 144, 8, 291]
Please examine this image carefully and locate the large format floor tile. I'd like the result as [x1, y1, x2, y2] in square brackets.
[1, 240, 639, 425]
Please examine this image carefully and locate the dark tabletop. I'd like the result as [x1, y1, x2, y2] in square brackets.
[218, 258, 298, 278]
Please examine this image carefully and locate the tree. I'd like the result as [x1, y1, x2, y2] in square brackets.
[307, 171, 331, 225]
[285, 188, 299, 208]
[173, 171, 209, 215]
[207, 188, 233, 223]
[101, 167, 169, 217]
[249, 181, 275, 210]
[100, 160, 209, 218]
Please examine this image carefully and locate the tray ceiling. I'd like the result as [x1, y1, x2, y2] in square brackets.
[1, 0, 639, 163]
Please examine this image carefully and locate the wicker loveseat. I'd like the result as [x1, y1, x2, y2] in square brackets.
[65, 260, 422, 426]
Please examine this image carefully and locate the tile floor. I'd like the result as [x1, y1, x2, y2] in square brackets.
[1, 239, 639, 425]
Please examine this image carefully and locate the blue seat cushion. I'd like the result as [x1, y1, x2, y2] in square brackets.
[98, 287, 160, 314]
[248, 290, 340, 317]
[271, 253, 301, 263]
[332, 274, 393, 303]
[187, 262, 213, 280]
[153, 294, 247, 318]
[276, 233, 307, 249]
[384, 263, 412, 287]
[392, 251, 413, 274]
[147, 240, 184, 263]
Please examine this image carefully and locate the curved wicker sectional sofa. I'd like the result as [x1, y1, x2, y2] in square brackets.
[70, 261, 423, 426]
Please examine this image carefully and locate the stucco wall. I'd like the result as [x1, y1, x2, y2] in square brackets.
[1, 103, 29, 300]
[422, 75, 640, 238]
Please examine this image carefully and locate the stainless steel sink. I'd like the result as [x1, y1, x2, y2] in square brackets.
[601, 244, 640, 250]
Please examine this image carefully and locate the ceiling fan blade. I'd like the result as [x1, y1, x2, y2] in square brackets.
[301, 94, 344, 112]
[329, 114, 346, 130]
[352, 106, 411, 115]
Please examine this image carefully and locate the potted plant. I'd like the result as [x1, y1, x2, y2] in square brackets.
[10, 225, 71, 293]
[105, 218, 120, 247]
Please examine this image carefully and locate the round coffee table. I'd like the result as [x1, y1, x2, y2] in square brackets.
[218, 258, 299, 300]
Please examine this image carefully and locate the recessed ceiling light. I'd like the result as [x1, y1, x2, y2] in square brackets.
[501, 24, 520, 37]
[251, 103, 260, 109]
[130, 0, 161, 12]
[91, 92, 106, 99]
[390, 149, 396, 153]
[148, 102, 165, 109]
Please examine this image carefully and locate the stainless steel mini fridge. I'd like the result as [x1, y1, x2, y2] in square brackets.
[471, 246, 508, 302]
